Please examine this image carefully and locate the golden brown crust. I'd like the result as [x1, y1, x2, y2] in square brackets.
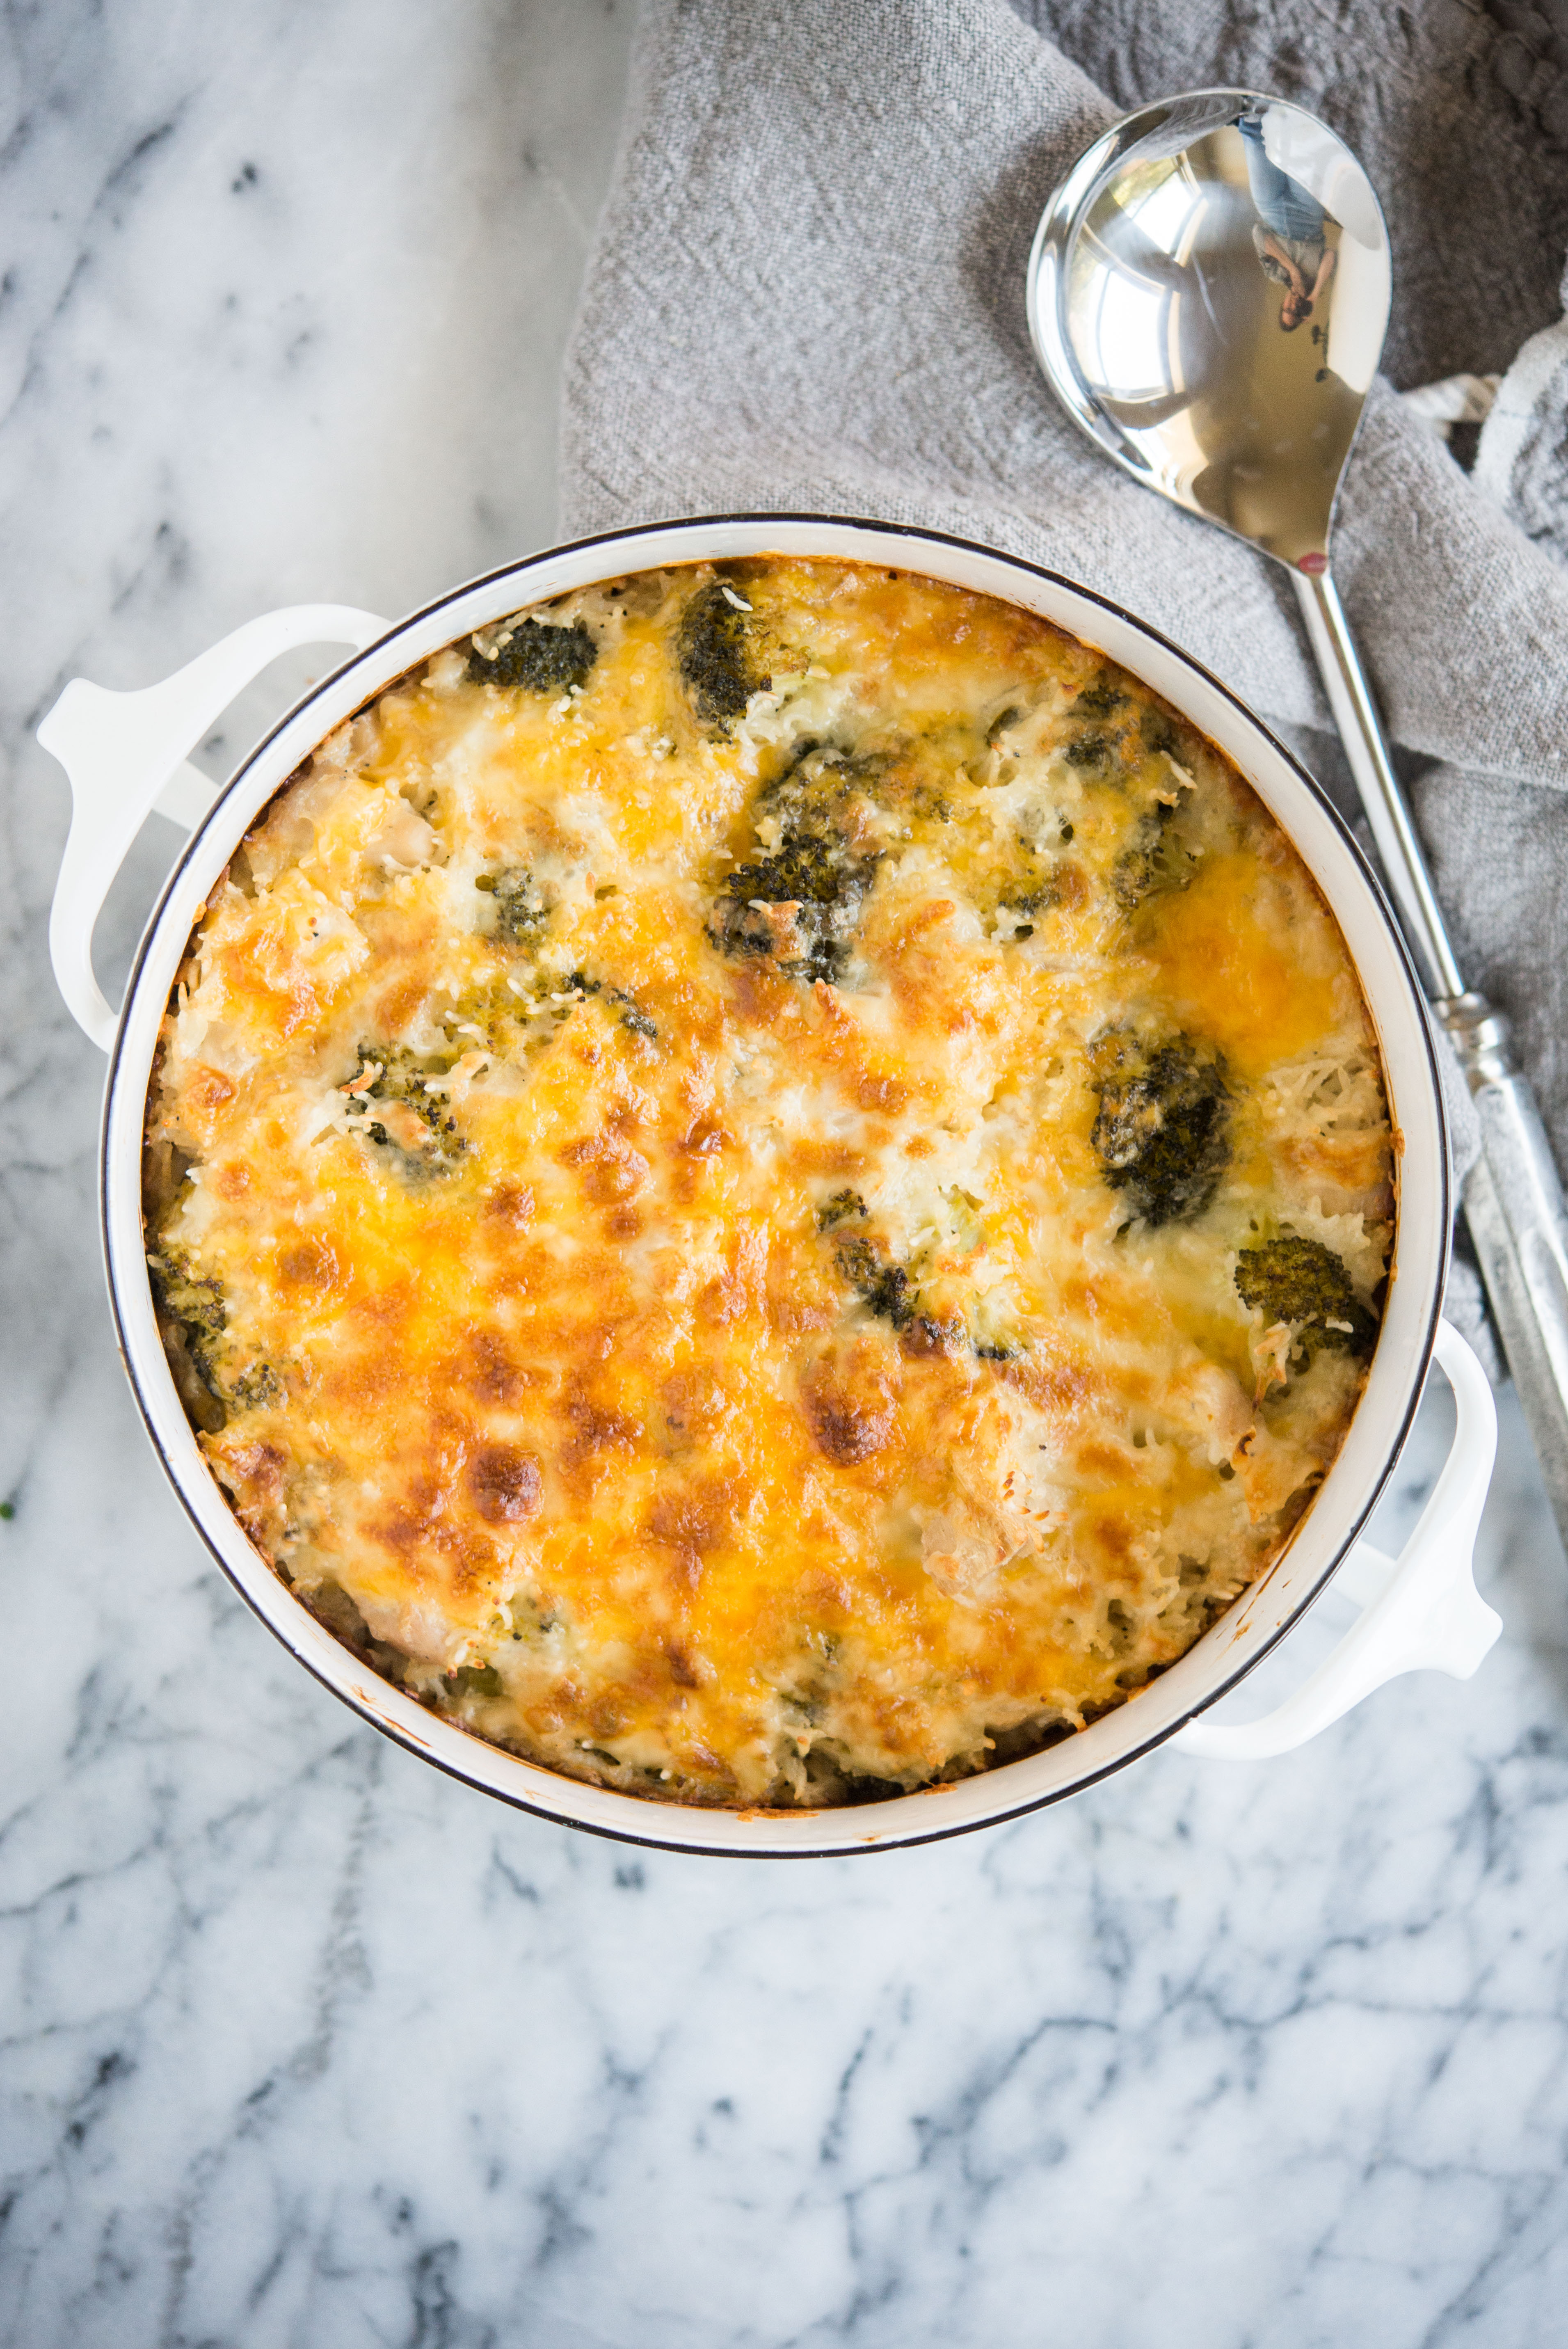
[144, 558, 1392, 1807]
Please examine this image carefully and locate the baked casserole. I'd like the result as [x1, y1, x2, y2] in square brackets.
[143, 557, 1392, 1806]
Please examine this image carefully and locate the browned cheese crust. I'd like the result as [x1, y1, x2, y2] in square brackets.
[143, 559, 1393, 1806]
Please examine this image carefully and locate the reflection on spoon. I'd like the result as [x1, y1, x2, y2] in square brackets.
[1029, 88, 1390, 572]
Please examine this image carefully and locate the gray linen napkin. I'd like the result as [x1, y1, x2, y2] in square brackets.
[560, 0, 1568, 1371]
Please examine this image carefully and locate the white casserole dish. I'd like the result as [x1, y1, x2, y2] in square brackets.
[41, 515, 1500, 1856]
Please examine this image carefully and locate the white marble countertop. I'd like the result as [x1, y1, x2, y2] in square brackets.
[5, 7, 1568, 2344]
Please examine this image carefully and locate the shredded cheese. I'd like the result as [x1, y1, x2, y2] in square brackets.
[143, 558, 1392, 1809]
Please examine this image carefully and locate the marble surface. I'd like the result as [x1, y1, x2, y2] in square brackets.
[5, 7, 1568, 2344]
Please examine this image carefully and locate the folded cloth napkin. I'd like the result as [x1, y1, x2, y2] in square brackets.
[560, 0, 1568, 1372]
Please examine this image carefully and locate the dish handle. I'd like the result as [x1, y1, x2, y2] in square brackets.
[39, 605, 388, 1052]
[1171, 1321, 1500, 1761]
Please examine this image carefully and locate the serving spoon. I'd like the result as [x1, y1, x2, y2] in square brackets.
[1027, 87, 1568, 1553]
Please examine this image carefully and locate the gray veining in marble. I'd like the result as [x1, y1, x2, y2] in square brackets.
[4, 8, 1568, 2347]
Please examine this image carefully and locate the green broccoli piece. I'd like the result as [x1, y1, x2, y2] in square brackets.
[1090, 1029, 1230, 1226]
[996, 839, 1067, 920]
[1065, 731, 1114, 771]
[1071, 674, 1127, 718]
[1234, 1235, 1377, 1361]
[445, 1661, 504, 1702]
[147, 1242, 228, 1394]
[817, 1189, 867, 1231]
[614, 995, 658, 1040]
[710, 826, 873, 984]
[475, 865, 549, 944]
[146, 1240, 232, 1427]
[834, 1234, 917, 1329]
[229, 1361, 283, 1410]
[679, 579, 770, 729]
[466, 616, 597, 694]
[566, 975, 658, 1040]
[148, 1245, 224, 1343]
[345, 1044, 468, 1178]
[710, 743, 882, 984]
[1112, 801, 1198, 912]
[148, 1247, 288, 1420]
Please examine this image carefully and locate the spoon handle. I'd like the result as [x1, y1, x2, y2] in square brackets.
[1294, 567, 1568, 1556]
[1292, 570, 1463, 997]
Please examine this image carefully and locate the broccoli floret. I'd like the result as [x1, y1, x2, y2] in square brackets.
[738, 833, 849, 905]
[466, 616, 597, 694]
[1234, 1235, 1377, 1361]
[230, 1361, 283, 1410]
[1065, 731, 1114, 771]
[1090, 1029, 1230, 1226]
[834, 1234, 917, 1329]
[710, 742, 882, 984]
[345, 1044, 467, 1178]
[1066, 672, 1181, 776]
[148, 1246, 286, 1420]
[444, 1661, 504, 1703]
[817, 1189, 867, 1231]
[615, 998, 658, 1040]
[679, 579, 770, 729]
[147, 1242, 227, 1394]
[578, 978, 657, 1039]
[475, 866, 549, 944]
[710, 825, 873, 984]
[994, 836, 1069, 920]
[1072, 674, 1127, 718]
[1112, 801, 1198, 912]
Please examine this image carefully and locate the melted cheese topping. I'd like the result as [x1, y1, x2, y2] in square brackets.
[144, 559, 1393, 1808]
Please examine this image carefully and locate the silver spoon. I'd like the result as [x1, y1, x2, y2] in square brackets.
[1028, 86, 1568, 1551]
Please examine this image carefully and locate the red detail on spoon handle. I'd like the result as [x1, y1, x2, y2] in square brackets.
[1297, 551, 1328, 575]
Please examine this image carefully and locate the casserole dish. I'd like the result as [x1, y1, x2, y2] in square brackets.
[41, 515, 1500, 1855]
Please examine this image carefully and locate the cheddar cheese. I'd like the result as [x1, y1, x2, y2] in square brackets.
[143, 559, 1392, 1806]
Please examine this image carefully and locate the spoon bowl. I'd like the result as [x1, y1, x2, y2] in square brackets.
[1027, 89, 1391, 572]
